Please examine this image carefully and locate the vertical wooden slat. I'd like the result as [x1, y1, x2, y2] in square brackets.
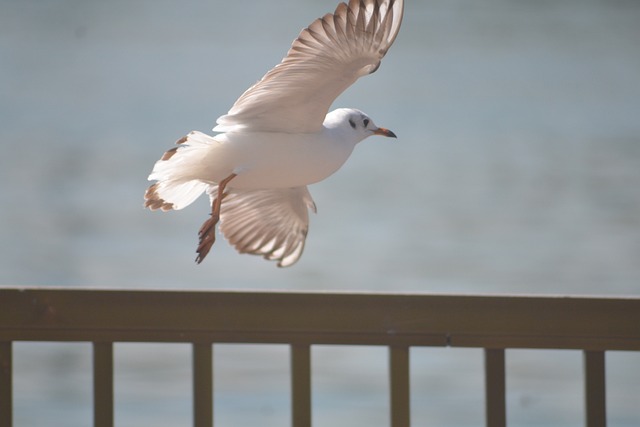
[0, 342, 11, 427]
[193, 343, 213, 427]
[584, 350, 606, 427]
[389, 346, 410, 427]
[484, 348, 506, 427]
[291, 344, 311, 427]
[93, 342, 114, 427]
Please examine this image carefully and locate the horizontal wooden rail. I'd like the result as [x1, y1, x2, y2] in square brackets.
[1, 288, 639, 427]
[1, 288, 639, 350]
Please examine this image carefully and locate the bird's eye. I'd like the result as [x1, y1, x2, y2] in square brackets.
[349, 119, 356, 129]
[363, 118, 370, 127]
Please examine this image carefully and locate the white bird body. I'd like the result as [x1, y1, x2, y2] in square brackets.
[151, 109, 366, 195]
[221, 125, 357, 189]
[145, 0, 404, 267]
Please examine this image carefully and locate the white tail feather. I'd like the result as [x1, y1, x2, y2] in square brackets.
[144, 131, 216, 211]
[145, 180, 209, 211]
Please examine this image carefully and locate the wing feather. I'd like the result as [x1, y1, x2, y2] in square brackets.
[216, 187, 317, 267]
[214, 0, 404, 133]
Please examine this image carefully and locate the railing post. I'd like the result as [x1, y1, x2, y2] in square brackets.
[584, 350, 606, 427]
[389, 346, 410, 427]
[193, 343, 213, 427]
[291, 344, 311, 427]
[0, 342, 11, 427]
[484, 348, 506, 427]
[93, 342, 114, 427]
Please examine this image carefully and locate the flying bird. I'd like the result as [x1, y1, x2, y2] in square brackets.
[144, 0, 404, 267]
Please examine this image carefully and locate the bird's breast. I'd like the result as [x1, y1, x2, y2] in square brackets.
[218, 131, 356, 190]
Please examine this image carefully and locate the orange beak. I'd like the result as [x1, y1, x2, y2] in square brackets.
[373, 127, 397, 138]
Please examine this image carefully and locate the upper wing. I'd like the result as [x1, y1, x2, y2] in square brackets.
[214, 0, 404, 133]
[216, 186, 317, 267]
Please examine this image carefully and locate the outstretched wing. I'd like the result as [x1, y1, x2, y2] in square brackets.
[214, 0, 404, 133]
[215, 186, 317, 267]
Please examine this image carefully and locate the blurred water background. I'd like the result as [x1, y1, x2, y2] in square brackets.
[2, 0, 640, 426]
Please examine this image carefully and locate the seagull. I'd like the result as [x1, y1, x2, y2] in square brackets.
[144, 0, 404, 267]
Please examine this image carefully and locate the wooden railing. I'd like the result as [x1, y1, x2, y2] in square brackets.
[1, 288, 639, 427]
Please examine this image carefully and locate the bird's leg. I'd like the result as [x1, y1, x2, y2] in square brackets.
[196, 173, 237, 264]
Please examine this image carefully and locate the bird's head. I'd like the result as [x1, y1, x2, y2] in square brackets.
[326, 108, 397, 143]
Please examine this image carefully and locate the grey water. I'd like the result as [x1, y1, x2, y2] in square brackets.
[2, 0, 639, 425]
